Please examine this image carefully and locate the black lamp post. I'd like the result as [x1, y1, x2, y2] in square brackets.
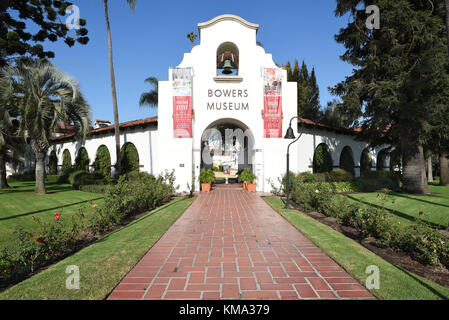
[284, 117, 302, 209]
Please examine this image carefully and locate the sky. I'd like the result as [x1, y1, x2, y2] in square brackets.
[40, 0, 354, 123]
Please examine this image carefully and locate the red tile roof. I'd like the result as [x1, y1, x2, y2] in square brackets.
[50, 116, 361, 142]
[299, 117, 361, 135]
[51, 116, 158, 141]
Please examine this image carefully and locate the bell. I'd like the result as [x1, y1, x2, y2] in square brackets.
[284, 126, 296, 139]
[222, 59, 233, 75]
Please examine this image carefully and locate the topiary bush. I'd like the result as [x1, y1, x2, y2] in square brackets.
[328, 169, 354, 182]
[120, 143, 139, 175]
[93, 145, 111, 178]
[339, 146, 355, 176]
[75, 147, 89, 172]
[313, 144, 333, 173]
[48, 150, 58, 175]
[62, 149, 72, 175]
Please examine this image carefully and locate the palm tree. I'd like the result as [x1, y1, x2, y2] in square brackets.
[102, 0, 137, 175]
[442, 0, 449, 186]
[139, 77, 158, 108]
[4, 58, 90, 194]
[187, 32, 197, 48]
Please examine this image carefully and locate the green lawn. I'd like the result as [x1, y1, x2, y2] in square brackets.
[344, 184, 449, 229]
[265, 197, 449, 300]
[0, 196, 195, 300]
[0, 181, 103, 246]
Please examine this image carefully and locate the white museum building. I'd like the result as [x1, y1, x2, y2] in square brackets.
[7, 14, 391, 193]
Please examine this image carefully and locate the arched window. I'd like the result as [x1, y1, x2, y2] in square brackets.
[48, 150, 58, 175]
[216, 42, 239, 76]
[62, 149, 72, 174]
[93, 145, 111, 177]
[313, 143, 333, 173]
[360, 148, 372, 177]
[75, 147, 89, 172]
[339, 146, 355, 176]
[120, 142, 140, 174]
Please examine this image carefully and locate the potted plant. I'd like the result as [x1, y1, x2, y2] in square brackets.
[199, 168, 215, 192]
[239, 168, 256, 192]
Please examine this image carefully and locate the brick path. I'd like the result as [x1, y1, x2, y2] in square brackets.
[107, 188, 375, 300]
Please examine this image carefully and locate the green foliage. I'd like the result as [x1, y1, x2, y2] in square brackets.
[120, 143, 139, 175]
[62, 149, 72, 175]
[0, 1, 89, 67]
[360, 148, 372, 176]
[79, 185, 110, 194]
[68, 170, 105, 189]
[238, 167, 256, 183]
[313, 144, 333, 173]
[288, 178, 449, 268]
[199, 168, 215, 184]
[339, 147, 355, 175]
[328, 169, 354, 182]
[48, 151, 57, 175]
[75, 148, 89, 172]
[93, 145, 111, 178]
[7, 171, 35, 182]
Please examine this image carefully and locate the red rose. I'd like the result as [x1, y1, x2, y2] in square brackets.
[36, 237, 44, 243]
[54, 213, 61, 221]
[419, 211, 423, 216]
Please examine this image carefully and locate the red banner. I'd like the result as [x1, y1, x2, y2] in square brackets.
[263, 68, 283, 138]
[172, 68, 193, 138]
[173, 96, 192, 138]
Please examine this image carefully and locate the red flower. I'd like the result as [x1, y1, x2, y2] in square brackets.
[54, 213, 61, 221]
[91, 204, 97, 208]
[36, 237, 44, 243]
[419, 211, 423, 216]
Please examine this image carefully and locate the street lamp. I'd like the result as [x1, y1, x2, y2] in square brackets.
[284, 116, 302, 209]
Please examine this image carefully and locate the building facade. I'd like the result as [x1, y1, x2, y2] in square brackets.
[7, 15, 390, 193]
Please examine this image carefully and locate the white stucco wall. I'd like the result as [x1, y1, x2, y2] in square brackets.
[6, 15, 392, 194]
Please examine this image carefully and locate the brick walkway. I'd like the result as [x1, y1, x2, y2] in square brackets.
[107, 188, 375, 300]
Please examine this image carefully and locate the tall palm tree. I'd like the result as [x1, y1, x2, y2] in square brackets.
[187, 32, 197, 48]
[139, 77, 158, 108]
[102, 0, 137, 175]
[4, 58, 90, 194]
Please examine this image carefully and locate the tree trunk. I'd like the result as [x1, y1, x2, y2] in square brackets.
[401, 140, 430, 194]
[0, 152, 9, 189]
[440, 153, 449, 186]
[34, 151, 46, 195]
[427, 155, 433, 182]
[104, 0, 121, 175]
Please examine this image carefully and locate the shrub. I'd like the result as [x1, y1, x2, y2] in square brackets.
[120, 143, 140, 175]
[328, 169, 354, 182]
[75, 148, 89, 172]
[199, 168, 215, 184]
[339, 147, 355, 176]
[93, 145, 111, 178]
[7, 171, 35, 182]
[297, 172, 316, 183]
[238, 167, 256, 183]
[69, 170, 105, 189]
[62, 149, 72, 175]
[48, 151, 58, 175]
[79, 184, 110, 194]
[313, 144, 333, 173]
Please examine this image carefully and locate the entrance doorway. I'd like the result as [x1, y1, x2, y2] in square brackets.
[200, 118, 254, 184]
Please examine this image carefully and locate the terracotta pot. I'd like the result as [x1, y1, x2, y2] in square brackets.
[242, 182, 247, 190]
[201, 183, 211, 192]
[247, 183, 256, 192]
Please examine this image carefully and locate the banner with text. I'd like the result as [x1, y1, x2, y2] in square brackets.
[172, 68, 193, 138]
[263, 68, 283, 138]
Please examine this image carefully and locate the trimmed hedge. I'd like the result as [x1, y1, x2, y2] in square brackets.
[313, 144, 333, 173]
[48, 151, 57, 175]
[93, 145, 111, 178]
[120, 143, 139, 175]
[289, 181, 449, 268]
[62, 149, 72, 175]
[75, 148, 89, 172]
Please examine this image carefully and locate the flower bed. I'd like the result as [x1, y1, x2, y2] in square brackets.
[287, 180, 449, 269]
[0, 171, 177, 288]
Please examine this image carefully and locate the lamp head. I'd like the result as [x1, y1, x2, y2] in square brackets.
[284, 126, 296, 139]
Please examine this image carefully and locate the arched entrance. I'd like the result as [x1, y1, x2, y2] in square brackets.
[200, 118, 255, 184]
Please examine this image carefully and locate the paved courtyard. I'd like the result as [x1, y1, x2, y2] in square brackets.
[107, 187, 375, 300]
